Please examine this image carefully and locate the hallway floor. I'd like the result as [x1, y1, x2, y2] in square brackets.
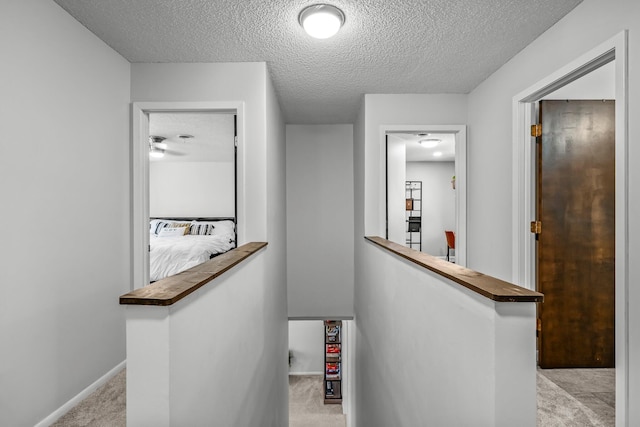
[49, 367, 616, 426]
[537, 368, 615, 427]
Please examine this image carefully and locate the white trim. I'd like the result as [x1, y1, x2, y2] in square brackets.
[345, 319, 356, 427]
[511, 31, 628, 426]
[288, 371, 324, 376]
[131, 101, 244, 290]
[35, 360, 126, 427]
[379, 124, 467, 267]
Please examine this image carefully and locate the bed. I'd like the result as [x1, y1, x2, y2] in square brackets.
[149, 217, 236, 282]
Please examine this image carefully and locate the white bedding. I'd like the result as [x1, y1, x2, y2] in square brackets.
[149, 233, 235, 282]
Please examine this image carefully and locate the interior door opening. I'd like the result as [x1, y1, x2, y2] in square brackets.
[513, 40, 625, 425]
[382, 125, 467, 266]
[146, 111, 237, 283]
[131, 102, 242, 290]
[288, 319, 353, 426]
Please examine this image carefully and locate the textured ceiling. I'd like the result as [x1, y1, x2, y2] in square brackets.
[53, 0, 582, 124]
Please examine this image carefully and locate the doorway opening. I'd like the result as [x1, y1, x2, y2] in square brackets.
[512, 32, 627, 425]
[288, 319, 353, 427]
[382, 125, 467, 266]
[131, 102, 244, 290]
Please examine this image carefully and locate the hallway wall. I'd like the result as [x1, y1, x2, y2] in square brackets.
[466, 0, 639, 423]
[286, 124, 354, 318]
[130, 62, 288, 426]
[0, 1, 131, 425]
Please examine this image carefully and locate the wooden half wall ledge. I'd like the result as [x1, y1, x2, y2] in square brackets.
[365, 236, 543, 303]
[119, 242, 268, 306]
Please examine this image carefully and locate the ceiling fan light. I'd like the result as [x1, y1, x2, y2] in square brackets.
[419, 138, 441, 148]
[299, 4, 345, 39]
[149, 147, 165, 158]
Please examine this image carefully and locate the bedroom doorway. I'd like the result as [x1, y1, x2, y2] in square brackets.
[382, 125, 467, 266]
[131, 102, 244, 290]
[146, 111, 237, 283]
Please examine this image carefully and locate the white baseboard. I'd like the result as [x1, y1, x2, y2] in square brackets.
[289, 371, 323, 376]
[35, 360, 126, 427]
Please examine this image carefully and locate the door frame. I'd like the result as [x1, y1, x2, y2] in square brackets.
[380, 124, 467, 266]
[511, 31, 628, 423]
[131, 101, 244, 290]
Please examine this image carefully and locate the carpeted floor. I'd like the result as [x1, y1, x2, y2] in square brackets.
[289, 375, 346, 427]
[51, 369, 126, 427]
[49, 368, 615, 426]
[537, 368, 615, 427]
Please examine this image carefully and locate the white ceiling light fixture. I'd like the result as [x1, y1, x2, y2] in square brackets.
[299, 4, 345, 39]
[419, 138, 441, 148]
[433, 151, 443, 157]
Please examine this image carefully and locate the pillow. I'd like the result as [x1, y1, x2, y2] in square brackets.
[150, 219, 173, 235]
[170, 222, 192, 233]
[158, 227, 187, 238]
[189, 223, 216, 235]
[197, 220, 235, 236]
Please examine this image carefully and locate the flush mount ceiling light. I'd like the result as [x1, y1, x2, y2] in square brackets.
[299, 4, 345, 39]
[419, 138, 441, 148]
[433, 151, 443, 157]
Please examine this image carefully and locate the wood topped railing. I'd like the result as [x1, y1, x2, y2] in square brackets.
[120, 242, 267, 306]
[365, 236, 542, 303]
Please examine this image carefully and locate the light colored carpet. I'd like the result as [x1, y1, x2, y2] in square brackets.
[47, 368, 614, 426]
[289, 375, 346, 427]
[51, 368, 126, 427]
[537, 372, 611, 427]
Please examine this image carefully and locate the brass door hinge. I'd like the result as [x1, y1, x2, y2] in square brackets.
[531, 124, 542, 138]
[537, 318, 542, 333]
[530, 220, 542, 235]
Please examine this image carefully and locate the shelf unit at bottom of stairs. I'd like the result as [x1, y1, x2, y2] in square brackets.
[324, 320, 342, 404]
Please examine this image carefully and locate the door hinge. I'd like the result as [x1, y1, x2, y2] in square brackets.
[531, 123, 542, 138]
[530, 220, 542, 235]
[537, 318, 542, 333]
[234, 136, 238, 148]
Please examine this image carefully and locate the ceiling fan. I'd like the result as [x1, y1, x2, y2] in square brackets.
[148, 135, 189, 158]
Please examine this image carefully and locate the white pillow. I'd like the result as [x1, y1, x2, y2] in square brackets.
[157, 227, 187, 238]
[189, 223, 216, 235]
[207, 220, 235, 236]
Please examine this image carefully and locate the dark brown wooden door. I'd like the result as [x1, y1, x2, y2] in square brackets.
[537, 100, 615, 368]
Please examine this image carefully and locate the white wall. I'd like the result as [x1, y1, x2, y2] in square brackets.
[288, 321, 324, 374]
[264, 69, 289, 424]
[149, 162, 234, 217]
[406, 161, 456, 256]
[466, 1, 639, 423]
[286, 124, 354, 318]
[354, 94, 471, 425]
[360, 94, 468, 237]
[355, 242, 536, 427]
[127, 250, 284, 426]
[0, 1, 131, 425]
[131, 62, 268, 244]
[131, 62, 288, 425]
[386, 137, 406, 245]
